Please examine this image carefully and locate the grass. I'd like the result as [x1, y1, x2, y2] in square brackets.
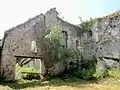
[107, 68, 120, 79]
[0, 77, 120, 90]
[16, 64, 39, 73]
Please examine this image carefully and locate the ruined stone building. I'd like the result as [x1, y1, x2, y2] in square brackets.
[80, 12, 120, 73]
[1, 8, 120, 80]
[0, 8, 81, 80]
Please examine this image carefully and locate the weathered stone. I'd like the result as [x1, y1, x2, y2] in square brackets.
[80, 13, 120, 72]
[0, 8, 81, 80]
[2, 8, 120, 80]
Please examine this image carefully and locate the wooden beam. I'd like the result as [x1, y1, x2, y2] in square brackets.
[15, 55, 43, 59]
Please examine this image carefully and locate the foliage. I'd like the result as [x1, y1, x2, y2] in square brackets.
[72, 58, 112, 80]
[15, 64, 40, 80]
[20, 66, 39, 73]
[58, 48, 82, 61]
[45, 25, 120, 81]
[72, 59, 97, 80]
[45, 25, 98, 80]
[93, 60, 108, 80]
[93, 69, 108, 80]
[93, 68, 120, 80]
[107, 68, 120, 79]
[45, 25, 81, 61]
[20, 66, 40, 80]
[72, 68, 94, 80]
[80, 18, 95, 32]
[45, 26, 62, 44]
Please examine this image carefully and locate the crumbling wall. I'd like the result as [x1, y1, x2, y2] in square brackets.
[92, 17, 120, 59]
[43, 8, 81, 75]
[1, 14, 45, 80]
[45, 8, 81, 49]
[81, 15, 120, 59]
[1, 8, 81, 80]
[80, 15, 120, 74]
[58, 18, 81, 48]
[79, 32, 95, 60]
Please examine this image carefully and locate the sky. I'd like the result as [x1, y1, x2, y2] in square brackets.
[0, 0, 120, 38]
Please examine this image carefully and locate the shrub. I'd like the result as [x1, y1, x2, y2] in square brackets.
[72, 68, 95, 80]
[92, 59, 108, 80]
[45, 25, 82, 62]
[107, 68, 120, 79]
[71, 58, 97, 80]
[80, 18, 95, 32]
[93, 68, 120, 80]
[93, 69, 108, 80]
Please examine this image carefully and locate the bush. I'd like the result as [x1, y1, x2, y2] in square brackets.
[72, 68, 95, 80]
[45, 25, 82, 62]
[93, 69, 108, 80]
[107, 68, 120, 79]
[93, 68, 120, 80]
[71, 59, 97, 80]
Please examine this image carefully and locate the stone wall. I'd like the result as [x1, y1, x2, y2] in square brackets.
[92, 16, 120, 59]
[1, 14, 45, 80]
[80, 15, 120, 59]
[45, 8, 81, 49]
[80, 15, 120, 74]
[0, 8, 81, 80]
[42, 8, 81, 75]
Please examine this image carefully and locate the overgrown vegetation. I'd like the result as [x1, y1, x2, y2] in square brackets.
[44, 25, 98, 80]
[107, 68, 120, 79]
[44, 25, 120, 81]
[13, 25, 120, 82]
[72, 59, 97, 80]
[0, 77, 120, 90]
[79, 18, 95, 32]
[15, 64, 40, 80]
[45, 25, 81, 61]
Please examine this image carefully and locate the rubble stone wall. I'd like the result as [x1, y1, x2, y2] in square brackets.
[0, 8, 81, 80]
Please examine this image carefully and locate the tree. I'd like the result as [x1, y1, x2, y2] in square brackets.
[45, 25, 81, 61]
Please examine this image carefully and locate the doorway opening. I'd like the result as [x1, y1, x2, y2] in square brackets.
[15, 55, 44, 80]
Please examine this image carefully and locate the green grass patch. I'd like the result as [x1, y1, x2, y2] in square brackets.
[20, 66, 39, 73]
[15, 64, 40, 80]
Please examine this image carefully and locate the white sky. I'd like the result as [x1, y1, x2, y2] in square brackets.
[0, 0, 77, 39]
[0, 0, 119, 39]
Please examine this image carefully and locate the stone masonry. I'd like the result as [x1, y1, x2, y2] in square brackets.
[80, 13, 120, 74]
[0, 8, 81, 80]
